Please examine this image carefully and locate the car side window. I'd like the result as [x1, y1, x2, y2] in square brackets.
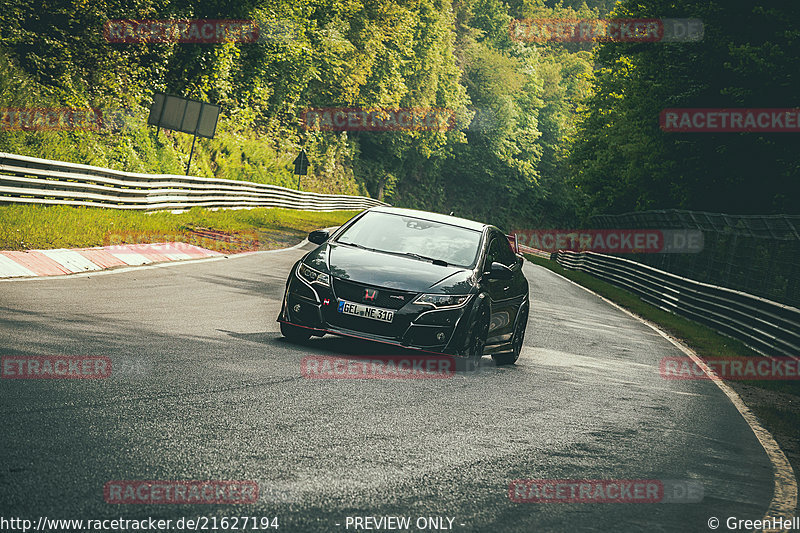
[484, 237, 498, 271]
[483, 235, 505, 269]
[496, 235, 517, 266]
[484, 233, 517, 272]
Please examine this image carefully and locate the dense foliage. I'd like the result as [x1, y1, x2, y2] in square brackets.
[568, 0, 800, 217]
[0, 0, 796, 229]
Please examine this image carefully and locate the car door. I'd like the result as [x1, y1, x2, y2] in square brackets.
[483, 231, 525, 348]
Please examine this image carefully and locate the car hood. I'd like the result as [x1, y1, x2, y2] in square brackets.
[305, 243, 475, 293]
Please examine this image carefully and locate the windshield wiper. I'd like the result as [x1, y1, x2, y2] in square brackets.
[341, 243, 449, 266]
[398, 252, 449, 267]
[340, 242, 377, 252]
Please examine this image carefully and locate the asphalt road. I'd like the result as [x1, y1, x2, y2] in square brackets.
[0, 242, 777, 532]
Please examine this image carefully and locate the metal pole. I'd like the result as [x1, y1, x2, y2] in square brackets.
[186, 133, 197, 175]
[156, 94, 167, 139]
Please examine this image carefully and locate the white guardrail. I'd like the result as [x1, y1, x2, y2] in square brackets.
[0, 152, 387, 211]
[552, 250, 800, 358]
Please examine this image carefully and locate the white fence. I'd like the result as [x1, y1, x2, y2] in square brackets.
[0, 152, 386, 211]
[554, 250, 800, 358]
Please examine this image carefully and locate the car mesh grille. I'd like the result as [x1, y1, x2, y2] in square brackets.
[332, 278, 416, 310]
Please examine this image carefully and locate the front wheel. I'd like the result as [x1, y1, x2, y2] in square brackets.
[492, 305, 528, 366]
[460, 308, 489, 372]
[280, 322, 312, 342]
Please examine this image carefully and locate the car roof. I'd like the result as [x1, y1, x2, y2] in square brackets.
[367, 206, 488, 232]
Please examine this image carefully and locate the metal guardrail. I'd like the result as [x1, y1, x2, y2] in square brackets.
[518, 244, 552, 259]
[592, 209, 800, 239]
[0, 152, 387, 211]
[590, 209, 800, 308]
[554, 250, 800, 358]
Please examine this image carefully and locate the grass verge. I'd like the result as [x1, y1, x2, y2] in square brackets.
[525, 253, 800, 484]
[0, 204, 360, 252]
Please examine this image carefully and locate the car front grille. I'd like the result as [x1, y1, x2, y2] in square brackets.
[324, 310, 402, 338]
[332, 278, 417, 310]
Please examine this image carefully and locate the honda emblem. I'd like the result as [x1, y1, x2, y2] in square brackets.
[364, 289, 377, 301]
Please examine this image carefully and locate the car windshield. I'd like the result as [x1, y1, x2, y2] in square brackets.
[335, 211, 482, 268]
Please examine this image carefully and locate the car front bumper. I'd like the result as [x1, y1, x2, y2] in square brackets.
[277, 273, 476, 356]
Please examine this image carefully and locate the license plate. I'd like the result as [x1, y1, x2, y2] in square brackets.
[337, 300, 394, 323]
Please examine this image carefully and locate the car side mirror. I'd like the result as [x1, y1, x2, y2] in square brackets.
[308, 229, 330, 245]
[486, 261, 513, 280]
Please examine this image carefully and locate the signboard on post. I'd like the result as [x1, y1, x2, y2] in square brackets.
[293, 149, 309, 190]
[148, 93, 221, 174]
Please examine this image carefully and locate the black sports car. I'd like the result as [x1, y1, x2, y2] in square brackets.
[277, 207, 529, 367]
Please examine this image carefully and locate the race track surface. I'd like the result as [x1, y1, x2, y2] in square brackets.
[0, 243, 775, 532]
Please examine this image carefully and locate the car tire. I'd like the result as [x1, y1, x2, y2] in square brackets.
[460, 307, 489, 372]
[492, 304, 528, 366]
[280, 322, 312, 342]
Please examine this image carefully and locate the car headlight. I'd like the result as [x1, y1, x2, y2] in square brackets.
[413, 294, 471, 308]
[297, 263, 330, 286]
